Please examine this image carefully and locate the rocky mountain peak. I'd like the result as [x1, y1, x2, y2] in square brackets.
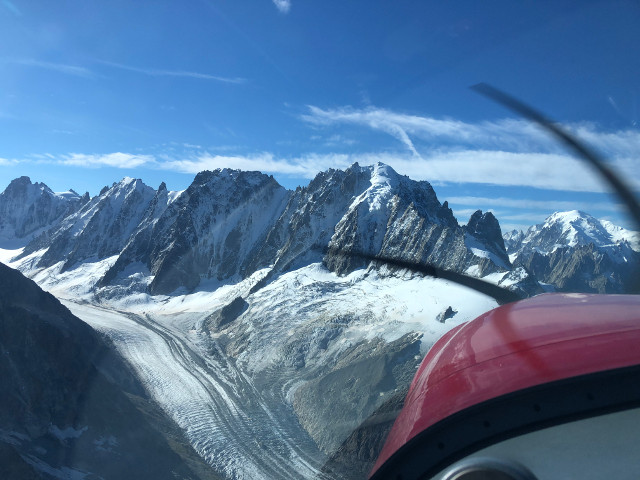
[20, 177, 157, 271]
[465, 210, 505, 247]
[0, 177, 84, 243]
[2, 176, 52, 197]
[521, 210, 637, 256]
[508, 210, 640, 294]
[5, 175, 34, 191]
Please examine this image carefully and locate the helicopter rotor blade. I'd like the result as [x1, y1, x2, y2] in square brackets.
[323, 247, 524, 305]
[471, 82, 640, 234]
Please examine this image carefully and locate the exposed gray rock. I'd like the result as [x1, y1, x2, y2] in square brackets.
[322, 165, 511, 280]
[464, 210, 511, 268]
[507, 210, 640, 294]
[436, 306, 457, 323]
[247, 162, 374, 277]
[147, 169, 290, 294]
[513, 243, 639, 293]
[321, 387, 408, 480]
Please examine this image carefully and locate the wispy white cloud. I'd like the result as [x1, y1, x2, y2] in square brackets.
[446, 196, 623, 213]
[151, 148, 638, 193]
[302, 106, 423, 157]
[98, 60, 247, 84]
[11, 59, 93, 78]
[61, 152, 154, 168]
[3, 142, 637, 195]
[356, 150, 639, 193]
[272, 0, 291, 13]
[300, 105, 640, 164]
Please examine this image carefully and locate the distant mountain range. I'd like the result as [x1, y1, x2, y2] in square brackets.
[2, 163, 637, 297]
[1, 162, 638, 479]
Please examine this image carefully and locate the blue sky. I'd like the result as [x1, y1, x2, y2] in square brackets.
[1, 0, 639, 232]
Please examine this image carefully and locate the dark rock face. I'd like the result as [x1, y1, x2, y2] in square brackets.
[204, 296, 249, 329]
[98, 183, 175, 288]
[321, 166, 511, 280]
[464, 210, 511, 268]
[97, 170, 292, 295]
[144, 169, 290, 294]
[0, 262, 221, 480]
[514, 243, 639, 293]
[10, 164, 516, 298]
[436, 306, 457, 323]
[0, 177, 86, 244]
[247, 163, 374, 276]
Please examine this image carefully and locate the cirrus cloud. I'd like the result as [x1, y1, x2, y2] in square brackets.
[300, 105, 640, 163]
[97, 60, 247, 84]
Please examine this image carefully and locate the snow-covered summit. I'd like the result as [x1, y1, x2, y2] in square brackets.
[505, 210, 639, 294]
[517, 210, 639, 254]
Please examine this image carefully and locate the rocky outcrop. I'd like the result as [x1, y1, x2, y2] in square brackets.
[321, 387, 408, 480]
[246, 163, 374, 276]
[204, 296, 249, 330]
[10, 164, 516, 297]
[514, 243, 639, 293]
[322, 165, 511, 280]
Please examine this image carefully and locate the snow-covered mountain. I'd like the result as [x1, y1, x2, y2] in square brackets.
[13, 163, 515, 298]
[505, 210, 639, 294]
[0, 163, 519, 478]
[505, 210, 639, 254]
[18, 177, 157, 272]
[0, 176, 88, 247]
[94, 169, 291, 295]
[2, 166, 638, 479]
